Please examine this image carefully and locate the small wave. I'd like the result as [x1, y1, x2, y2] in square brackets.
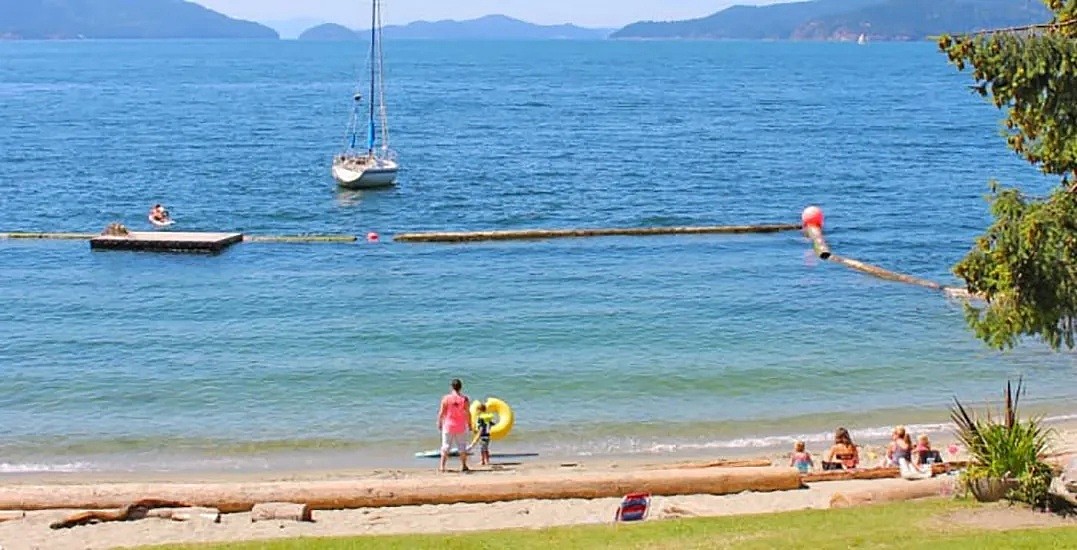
[660, 422, 953, 453]
[0, 462, 92, 473]
[578, 421, 957, 456]
[1045, 413, 1077, 424]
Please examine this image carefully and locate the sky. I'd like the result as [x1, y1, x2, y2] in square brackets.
[196, 0, 781, 29]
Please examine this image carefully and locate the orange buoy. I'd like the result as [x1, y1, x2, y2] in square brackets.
[367, 232, 380, 243]
[801, 206, 824, 229]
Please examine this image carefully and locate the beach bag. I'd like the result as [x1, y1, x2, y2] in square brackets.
[614, 492, 651, 522]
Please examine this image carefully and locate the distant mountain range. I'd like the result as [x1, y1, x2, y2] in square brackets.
[612, 0, 1051, 41]
[299, 15, 611, 41]
[0, 0, 1053, 42]
[0, 0, 277, 40]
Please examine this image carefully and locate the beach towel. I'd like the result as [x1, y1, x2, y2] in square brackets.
[899, 457, 932, 480]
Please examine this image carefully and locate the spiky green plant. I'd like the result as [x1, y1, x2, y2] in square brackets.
[950, 378, 1055, 507]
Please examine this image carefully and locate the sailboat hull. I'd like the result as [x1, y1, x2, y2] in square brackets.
[333, 158, 399, 189]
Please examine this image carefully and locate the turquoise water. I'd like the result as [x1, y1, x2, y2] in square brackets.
[1, 40, 1075, 473]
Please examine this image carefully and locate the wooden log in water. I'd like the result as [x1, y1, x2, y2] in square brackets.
[829, 255, 943, 291]
[243, 235, 358, 244]
[804, 226, 831, 260]
[828, 477, 949, 509]
[0, 232, 97, 240]
[395, 224, 802, 243]
[250, 502, 313, 522]
[5, 467, 802, 513]
[943, 287, 986, 301]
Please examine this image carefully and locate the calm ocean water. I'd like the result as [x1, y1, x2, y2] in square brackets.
[1, 39, 1075, 473]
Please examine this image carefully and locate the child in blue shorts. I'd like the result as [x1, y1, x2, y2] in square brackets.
[467, 403, 494, 466]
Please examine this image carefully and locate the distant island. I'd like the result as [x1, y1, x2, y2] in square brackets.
[0, 0, 278, 40]
[2, 0, 1049, 43]
[299, 15, 610, 41]
[611, 0, 1051, 41]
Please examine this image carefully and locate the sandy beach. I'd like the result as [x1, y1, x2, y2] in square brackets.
[0, 425, 1073, 550]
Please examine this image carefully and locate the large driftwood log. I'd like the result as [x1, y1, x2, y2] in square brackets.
[146, 507, 221, 523]
[804, 226, 831, 260]
[394, 224, 802, 243]
[49, 499, 189, 529]
[829, 478, 949, 509]
[8, 467, 802, 514]
[251, 502, 313, 522]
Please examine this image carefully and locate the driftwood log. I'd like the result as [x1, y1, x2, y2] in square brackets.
[804, 226, 831, 260]
[7, 467, 802, 514]
[49, 499, 189, 530]
[803, 463, 953, 483]
[251, 502, 313, 522]
[394, 224, 802, 243]
[0, 511, 25, 523]
[146, 507, 221, 523]
[829, 477, 950, 509]
[668, 459, 773, 470]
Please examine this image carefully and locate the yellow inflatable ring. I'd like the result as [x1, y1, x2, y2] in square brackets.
[470, 397, 514, 441]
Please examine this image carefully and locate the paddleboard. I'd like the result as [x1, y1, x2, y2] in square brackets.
[414, 450, 539, 459]
[416, 448, 465, 458]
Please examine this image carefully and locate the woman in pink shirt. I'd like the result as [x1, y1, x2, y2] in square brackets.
[437, 378, 473, 473]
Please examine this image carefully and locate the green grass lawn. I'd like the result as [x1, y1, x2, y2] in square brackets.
[141, 499, 1077, 550]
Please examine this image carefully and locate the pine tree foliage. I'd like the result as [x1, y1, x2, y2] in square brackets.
[939, 1, 1077, 350]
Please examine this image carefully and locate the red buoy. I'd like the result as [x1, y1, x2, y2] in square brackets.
[801, 206, 824, 229]
[367, 232, 380, 243]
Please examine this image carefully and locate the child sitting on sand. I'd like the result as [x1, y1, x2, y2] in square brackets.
[467, 403, 494, 466]
[789, 441, 814, 473]
[913, 434, 941, 465]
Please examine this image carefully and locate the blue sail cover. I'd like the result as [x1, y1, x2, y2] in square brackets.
[367, 120, 376, 151]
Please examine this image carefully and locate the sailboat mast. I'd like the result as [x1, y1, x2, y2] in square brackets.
[367, 0, 377, 154]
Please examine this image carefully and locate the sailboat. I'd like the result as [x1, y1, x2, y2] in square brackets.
[332, 0, 398, 189]
[857, 33, 868, 45]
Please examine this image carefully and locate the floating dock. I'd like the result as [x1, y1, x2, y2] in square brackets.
[89, 232, 244, 253]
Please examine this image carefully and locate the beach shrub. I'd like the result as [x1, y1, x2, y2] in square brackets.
[950, 377, 1054, 507]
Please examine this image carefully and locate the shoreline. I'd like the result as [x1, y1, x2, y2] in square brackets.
[0, 428, 1071, 549]
[5, 414, 1076, 483]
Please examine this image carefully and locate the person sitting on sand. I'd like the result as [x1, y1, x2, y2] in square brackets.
[886, 425, 913, 467]
[467, 402, 494, 466]
[789, 440, 815, 474]
[913, 434, 940, 465]
[823, 427, 859, 470]
[437, 378, 473, 473]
